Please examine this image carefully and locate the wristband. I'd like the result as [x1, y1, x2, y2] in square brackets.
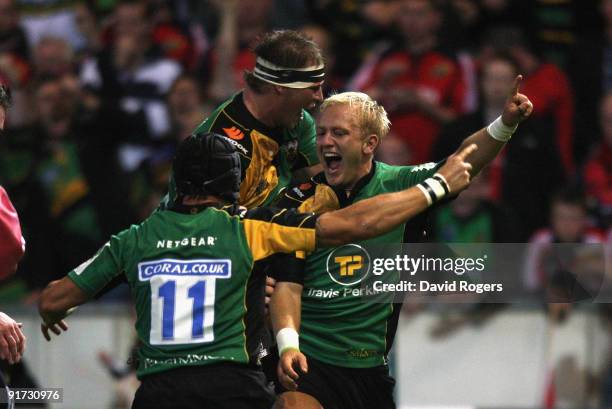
[276, 328, 299, 356]
[417, 176, 448, 206]
[432, 173, 450, 195]
[486, 116, 517, 142]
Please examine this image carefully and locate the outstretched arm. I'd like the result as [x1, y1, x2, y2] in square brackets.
[454, 75, 533, 176]
[38, 277, 90, 341]
[316, 144, 477, 247]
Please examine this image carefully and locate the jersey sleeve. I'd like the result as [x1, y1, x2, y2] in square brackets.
[67, 227, 135, 296]
[242, 207, 317, 261]
[274, 176, 340, 215]
[267, 253, 306, 284]
[292, 110, 319, 170]
[395, 160, 445, 189]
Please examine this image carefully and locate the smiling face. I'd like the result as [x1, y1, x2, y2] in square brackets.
[316, 104, 378, 189]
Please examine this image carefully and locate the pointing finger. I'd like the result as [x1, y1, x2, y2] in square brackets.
[511, 74, 523, 96]
[456, 143, 478, 161]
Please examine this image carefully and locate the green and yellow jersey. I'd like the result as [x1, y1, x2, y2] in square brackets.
[68, 205, 317, 378]
[164, 92, 319, 209]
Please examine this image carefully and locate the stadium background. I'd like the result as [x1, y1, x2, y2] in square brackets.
[0, 0, 610, 407]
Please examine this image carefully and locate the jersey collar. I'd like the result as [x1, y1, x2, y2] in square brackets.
[230, 92, 285, 142]
[316, 160, 377, 208]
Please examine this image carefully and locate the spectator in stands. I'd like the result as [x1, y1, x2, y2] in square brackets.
[13, 74, 133, 290]
[434, 53, 565, 239]
[0, 0, 30, 126]
[80, 0, 182, 172]
[167, 74, 208, 141]
[0, 0, 29, 85]
[584, 92, 612, 229]
[307, 0, 402, 82]
[148, 0, 195, 69]
[129, 74, 208, 220]
[376, 131, 413, 166]
[481, 26, 575, 176]
[361, 0, 466, 164]
[205, 0, 272, 103]
[524, 188, 604, 294]
[431, 169, 521, 243]
[32, 36, 75, 78]
[570, 0, 612, 158]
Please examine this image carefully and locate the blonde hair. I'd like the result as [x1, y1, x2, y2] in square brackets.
[319, 92, 391, 140]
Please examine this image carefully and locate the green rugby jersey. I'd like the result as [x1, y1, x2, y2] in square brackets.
[67, 205, 317, 378]
[164, 92, 319, 209]
[276, 161, 442, 368]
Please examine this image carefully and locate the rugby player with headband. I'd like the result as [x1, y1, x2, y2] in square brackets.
[163, 30, 326, 210]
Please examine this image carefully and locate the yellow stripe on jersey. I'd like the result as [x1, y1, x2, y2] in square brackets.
[240, 131, 280, 208]
[243, 219, 316, 261]
[297, 184, 341, 214]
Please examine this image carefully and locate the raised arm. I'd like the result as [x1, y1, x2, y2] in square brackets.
[454, 75, 533, 176]
[316, 144, 477, 247]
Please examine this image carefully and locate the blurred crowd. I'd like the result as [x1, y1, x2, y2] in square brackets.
[0, 0, 610, 300]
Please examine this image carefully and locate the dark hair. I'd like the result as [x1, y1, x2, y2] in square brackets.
[481, 25, 541, 58]
[244, 30, 324, 93]
[550, 186, 587, 211]
[482, 51, 520, 75]
[168, 74, 204, 100]
[0, 85, 11, 109]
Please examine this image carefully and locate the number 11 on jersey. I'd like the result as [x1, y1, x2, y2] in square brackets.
[150, 276, 217, 345]
[137, 258, 232, 345]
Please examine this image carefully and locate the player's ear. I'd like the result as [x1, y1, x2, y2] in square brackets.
[362, 134, 379, 155]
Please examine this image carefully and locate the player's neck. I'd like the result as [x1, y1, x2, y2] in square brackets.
[344, 160, 373, 198]
[243, 88, 280, 128]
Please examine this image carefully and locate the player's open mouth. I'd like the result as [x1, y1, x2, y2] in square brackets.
[323, 152, 342, 172]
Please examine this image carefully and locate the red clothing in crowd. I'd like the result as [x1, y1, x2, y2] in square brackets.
[363, 50, 466, 164]
[0, 186, 24, 279]
[584, 143, 612, 207]
[522, 63, 575, 175]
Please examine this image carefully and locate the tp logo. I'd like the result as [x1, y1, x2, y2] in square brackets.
[326, 244, 371, 286]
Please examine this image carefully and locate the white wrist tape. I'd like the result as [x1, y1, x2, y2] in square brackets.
[487, 116, 517, 142]
[276, 328, 299, 356]
[417, 174, 450, 206]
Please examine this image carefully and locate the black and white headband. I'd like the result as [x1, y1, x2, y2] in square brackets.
[253, 57, 325, 89]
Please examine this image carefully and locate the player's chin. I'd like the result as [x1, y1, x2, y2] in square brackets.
[324, 168, 343, 186]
